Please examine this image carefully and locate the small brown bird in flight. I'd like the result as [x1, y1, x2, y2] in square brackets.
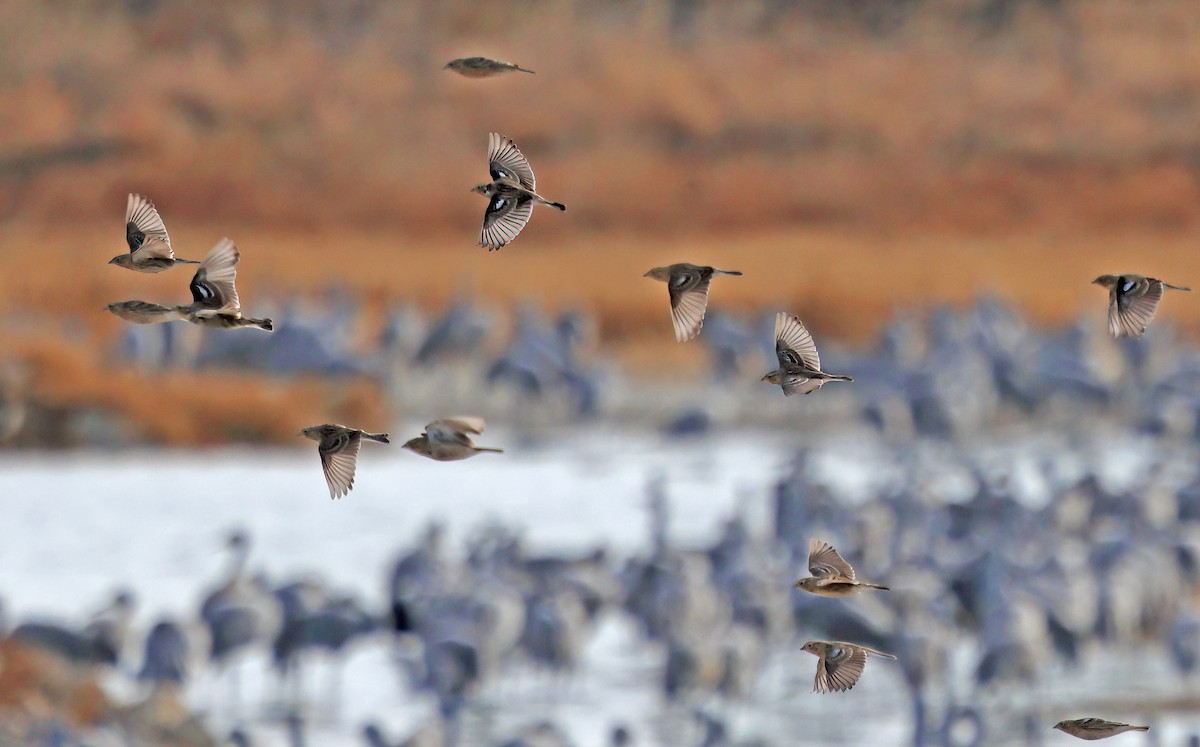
[105, 300, 182, 325]
[761, 312, 853, 395]
[401, 417, 503, 462]
[1092, 274, 1190, 338]
[1052, 718, 1150, 740]
[473, 133, 565, 250]
[108, 194, 200, 273]
[444, 57, 535, 78]
[300, 424, 390, 499]
[644, 263, 742, 342]
[801, 640, 896, 693]
[794, 539, 889, 597]
[175, 239, 273, 331]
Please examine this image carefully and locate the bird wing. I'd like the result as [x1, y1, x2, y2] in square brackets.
[774, 312, 821, 371]
[130, 237, 174, 263]
[125, 193, 171, 252]
[488, 133, 536, 191]
[424, 420, 475, 446]
[815, 644, 867, 693]
[106, 300, 181, 324]
[666, 267, 713, 342]
[437, 416, 486, 435]
[1109, 277, 1162, 338]
[480, 189, 533, 250]
[808, 539, 856, 580]
[319, 431, 361, 499]
[188, 238, 241, 316]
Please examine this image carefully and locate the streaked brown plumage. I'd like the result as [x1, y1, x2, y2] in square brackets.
[800, 640, 896, 693]
[473, 133, 565, 251]
[1092, 273, 1190, 338]
[444, 57, 535, 77]
[105, 300, 183, 325]
[300, 424, 389, 499]
[794, 539, 889, 597]
[761, 312, 853, 395]
[644, 263, 742, 342]
[175, 238, 273, 331]
[108, 194, 199, 272]
[401, 417, 503, 461]
[1052, 718, 1150, 740]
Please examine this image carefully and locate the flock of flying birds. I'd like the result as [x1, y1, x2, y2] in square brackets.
[96, 55, 1182, 741]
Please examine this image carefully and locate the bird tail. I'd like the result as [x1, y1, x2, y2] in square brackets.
[475, 447, 504, 454]
[863, 583, 890, 591]
[364, 433, 390, 444]
[248, 317, 274, 331]
[715, 269, 744, 276]
[176, 258, 201, 264]
[829, 374, 854, 382]
[1165, 283, 1192, 292]
[1131, 726, 1150, 732]
[536, 195, 566, 211]
[516, 66, 535, 74]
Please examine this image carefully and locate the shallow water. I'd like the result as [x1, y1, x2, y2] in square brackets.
[0, 429, 1195, 746]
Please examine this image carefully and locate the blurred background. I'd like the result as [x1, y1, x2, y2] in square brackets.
[2, 0, 1200, 745]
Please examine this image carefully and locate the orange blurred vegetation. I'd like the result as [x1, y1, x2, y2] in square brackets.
[3, 0, 1200, 443]
[3, 0, 1200, 232]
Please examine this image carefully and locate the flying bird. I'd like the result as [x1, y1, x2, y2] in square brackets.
[800, 640, 896, 693]
[175, 238, 273, 331]
[761, 312, 853, 395]
[444, 57, 535, 77]
[794, 539, 889, 597]
[105, 301, 183, 325]
[1092, 274, 1190, 338]
[108, 194, 199, 272]
[300, 424, 390, 499]
[644, 263, 742, 342]
[473, 132, 565, 251]
[1052, 718, 1150, 740]
[401, 417, 503, 461]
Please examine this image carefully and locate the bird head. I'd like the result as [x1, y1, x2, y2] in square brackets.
[111, 589, 136, 610]
[299, 425, 320, 440]
[444, 60, 463, 71]
[1052, 722, 1067, 732]
[400, 439, 434, 456]
[224, 529, 248, 553]
[471, 183, 492, 196]
[401, 437, 430, 455]
[1092, 275, 1118, 289]
[108, 255, 130, 267]
[643, 266, 670, 282]
[761, 371, 783, 385]
[794, 577, 815, 591]
[801, 641, 822, 655]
